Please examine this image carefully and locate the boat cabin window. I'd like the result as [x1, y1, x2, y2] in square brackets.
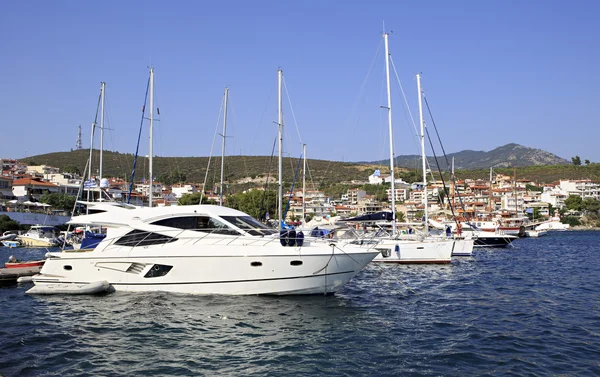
[114, 229, 177, 247]
[151, 216, 240, 236]
[220, 216, 277, 236]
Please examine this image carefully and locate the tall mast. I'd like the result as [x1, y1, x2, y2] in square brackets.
[513, 168, 517, 217]
[277, 69, 283, 228]
[220, 87, 229, 206]
[302, 143, 306, 224]
[416, 73, 428, 236]
[489, 167, 493, 213]
[87, 120, 95, 203]
[99, 82, 105, 185]
[450, 157, 455, 209]
[383, 32, 396, 235]
[149, 67, 154, 208]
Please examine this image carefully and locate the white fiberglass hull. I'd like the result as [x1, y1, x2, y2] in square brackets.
[371, 238, 454, 264]
[31, 243, 377, 295]
[18, 236, 57, 247]
[451, 237, 474, 257]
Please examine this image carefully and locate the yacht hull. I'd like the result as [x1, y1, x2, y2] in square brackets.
[32, 246, 377, 295]
[17, 237, 57, 247]
[371, 239, 454, 264]
[473, 234, 516, 248]
[451, 238, 474, 257]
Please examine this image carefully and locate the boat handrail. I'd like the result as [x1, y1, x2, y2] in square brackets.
[71, 226, 312, 251]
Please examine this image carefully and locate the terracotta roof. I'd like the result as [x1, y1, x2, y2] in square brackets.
[12, 178, 58, 187]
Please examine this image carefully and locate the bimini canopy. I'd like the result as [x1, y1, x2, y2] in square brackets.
[338, 211, 393, 222]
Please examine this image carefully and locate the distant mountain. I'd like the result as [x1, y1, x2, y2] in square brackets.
[368, 143, 570, 170]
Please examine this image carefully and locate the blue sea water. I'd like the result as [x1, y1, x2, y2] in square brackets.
[1, 231, 599, 377]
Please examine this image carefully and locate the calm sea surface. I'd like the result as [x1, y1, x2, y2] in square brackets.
[1, 231, 599, 376]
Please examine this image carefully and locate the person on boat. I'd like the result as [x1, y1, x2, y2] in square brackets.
[457, 222, 462, 236]
[8, 255, 17, 263]
[446, 226, 452, 237]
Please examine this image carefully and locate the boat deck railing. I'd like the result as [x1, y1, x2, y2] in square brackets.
[65, 227, 336, 252]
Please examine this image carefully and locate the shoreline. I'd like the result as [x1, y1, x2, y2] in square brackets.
[570, 226, 600, 231]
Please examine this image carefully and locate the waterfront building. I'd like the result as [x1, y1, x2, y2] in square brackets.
[171, 184, 198, 198]
[559, 179, 600, 200]
[0, 176, 14, 199]
[12, 177, 60, 201]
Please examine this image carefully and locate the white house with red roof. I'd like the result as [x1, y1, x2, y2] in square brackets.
[12, 177, 60, 201]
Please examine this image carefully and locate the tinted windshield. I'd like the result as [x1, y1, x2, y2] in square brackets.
[152, 216, 240, 236]
[221, 216, 277, 236]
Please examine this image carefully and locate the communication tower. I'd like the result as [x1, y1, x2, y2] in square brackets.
[76, 125, 83, 150]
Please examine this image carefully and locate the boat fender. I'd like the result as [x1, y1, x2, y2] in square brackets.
[279, 230, 288, 246]
[287, 230, 296, 247]
[395, 244, 400, 258]
[296, 231, 304, 247]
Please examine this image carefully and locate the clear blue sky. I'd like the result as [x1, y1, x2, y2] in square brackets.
[1, 0, 598, 163]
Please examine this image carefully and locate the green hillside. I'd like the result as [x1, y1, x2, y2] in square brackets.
[24, 150, 599, 195]
[24, 150, 381, 192]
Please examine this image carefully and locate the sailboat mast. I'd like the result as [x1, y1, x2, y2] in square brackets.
[489, 167, 493, 213]
[149, 67, 154, 208]
[416, 73, 428, 236]
[99, 82, 105, 185]
[302, 143, 306, 224]
[220, 87, 229, 206]
[277, 69, 283, 228]
[87, 121, 95, 203]
[513, 168, 517, 218]
[451, 157, 455, 208]
[383, 32, 396, 235]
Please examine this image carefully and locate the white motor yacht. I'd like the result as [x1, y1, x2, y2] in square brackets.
[29, 203, 378, 295]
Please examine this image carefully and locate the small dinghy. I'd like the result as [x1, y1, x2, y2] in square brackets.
[4, 260, 45, 269]
[0, 256, 45, 283]
[26, 280, 111, 295]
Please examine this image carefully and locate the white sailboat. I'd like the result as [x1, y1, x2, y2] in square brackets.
[72, 81, 109, 251]
[366, 32, 459, 264]
[27, 68, 378, 295]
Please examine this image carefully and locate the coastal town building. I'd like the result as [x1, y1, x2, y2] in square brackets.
[171, 184, 198, 198]
[12, 177, 60, 201]
[0, 176, 14, 199]
[0, 158, 599, 228]
[559, 179, 600, 200]
[26, 165, 61, 177]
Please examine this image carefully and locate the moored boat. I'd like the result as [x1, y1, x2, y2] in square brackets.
[5, 260, 45, 269]
[29, 203, 378, 295]
[1, 240, 22, 248]
[471, 230, 517, 248]
[17, 225, 61, 247]
[0, 256, 45, 283]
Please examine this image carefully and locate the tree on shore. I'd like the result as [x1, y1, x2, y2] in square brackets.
[564, 195, 582, 211]
[0, 215, 20, 233]
[39, 192, 76, 211]
[226, 189, 277, 221]
[179, 193, 216, 205]
[571, 156, 582, 166]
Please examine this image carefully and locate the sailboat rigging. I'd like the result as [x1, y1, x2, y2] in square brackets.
[219, 87, 229, 206]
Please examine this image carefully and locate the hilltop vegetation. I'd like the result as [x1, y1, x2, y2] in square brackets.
[24, 150, 600, 196]
[368, 143, 571, 170]
[24, 150, 380, 192]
